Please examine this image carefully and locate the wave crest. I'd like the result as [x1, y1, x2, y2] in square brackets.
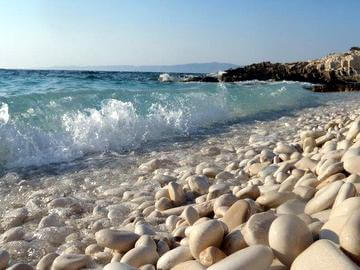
[0, 91, 231, 168]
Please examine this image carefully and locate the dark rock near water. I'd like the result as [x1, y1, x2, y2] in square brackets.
[185, 48, 360, 92]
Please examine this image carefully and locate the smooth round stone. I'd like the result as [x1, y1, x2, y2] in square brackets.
[311, 208, 331, 223]
[334, 182, 356, 207]
[95, 229, 139, 253]
[134, 224, 155, 235]
[155, 189, 170, 200]
[0, 250, 9, 270]
[207, 184, 230, 200]
[143, 206, 156, 216]
[165, 215, 180, 233]
[222, 200, 250, 231]
[34, 226, 72, 246]
[2, 207, 28, 230]
[153, 175, 177, 186]
[317, 173, 346, 190]
[85, 244, 103, 255]
[256, 191, 297, 209]
[304, 181, 343, 215]
[199, 246, 226, 267]
[269, 215, 313, 266]
[319, 214, 350, 244]
[156, 240, 170, 257]
[222, 226, 247, 255]
[203, 167, 222, 178]
[187, 175, 209, 195]
[207, 245, 273, 270]
[244, 211, 277, 246]
[36, 252, 59, 270]
[1, 226, 25, 242]
[340, 209, 360, 262]
[308, 221, 324, 240]
[6, 263, 33, 270]
[168, 182, 186, 206]
[292, 186, 316, 201]
[216, 171, 234, 180]
[38, 213, 63, 228]
[171, 260, 206, 270]
[172, 225, 187, 238]
[103, 262, 137, 270]
[103, 187, 127, 197]
[214, 206, 229, 218]
[343, 148, 360, 175]
[291, 239, 359, 270]
[317, 161, 344, 182]
[155, 197, 173, 211]
[156, 246, 192, 270]
[189, 220, 224, 259]
[213, 194, 237, 210]
[235, 186, 260, 200]
[276, 199, 306, 215]
[139, 264, 155, 270]
[346, 118, 360, 140]
[51, 254, 90, 270]
[259, 165, 278, 178]
[181, 206, 199, 225]
[278, 175, 300, 192]
[120, 246, 159, 268]
[135, 235, 157, 251]
[330, 197, 360, 219]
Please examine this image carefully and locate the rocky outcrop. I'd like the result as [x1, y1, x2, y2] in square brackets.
[191, 48, 360, 92]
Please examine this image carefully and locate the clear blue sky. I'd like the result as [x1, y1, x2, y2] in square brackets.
[1, 0, 359, 68]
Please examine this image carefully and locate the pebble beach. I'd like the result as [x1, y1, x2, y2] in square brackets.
[2, 95, 360, 269]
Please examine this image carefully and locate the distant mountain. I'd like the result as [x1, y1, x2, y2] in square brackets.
[45, 62, 238, 74]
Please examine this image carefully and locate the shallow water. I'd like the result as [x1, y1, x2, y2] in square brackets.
[0, 69, 358, 172]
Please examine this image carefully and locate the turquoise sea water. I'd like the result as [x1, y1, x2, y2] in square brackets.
[0, 69, 352, 169]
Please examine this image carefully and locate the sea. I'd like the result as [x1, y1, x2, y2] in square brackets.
[0, 69, 357, 174]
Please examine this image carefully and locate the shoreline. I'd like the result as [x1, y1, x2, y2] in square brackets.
[187, 48, 360, 93]
[1, 97, 360, 268]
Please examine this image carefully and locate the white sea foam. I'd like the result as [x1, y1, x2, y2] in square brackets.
[159, 73, 174, 82]
[0, 103, 9, 124]
[270, 86, 287, 96]
[0, 92, 231, 168]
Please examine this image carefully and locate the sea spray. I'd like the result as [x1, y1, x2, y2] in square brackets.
[0, 69, 331, 169]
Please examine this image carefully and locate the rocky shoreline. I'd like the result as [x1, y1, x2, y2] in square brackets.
[190, 48, 360, 92]
[2, 98, 360, 269]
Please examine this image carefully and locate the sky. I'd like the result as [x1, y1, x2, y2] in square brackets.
[0, 0, 360, 68]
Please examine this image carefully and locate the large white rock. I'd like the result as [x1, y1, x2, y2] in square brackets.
[120, 246, 159, 268]
[291, 239, 359, 270]
[269, 215, 313, 266]
[156, 246, 193, 270]
[340, 209, 360, 262]
[343, 148, 360, 175]
[95, 229, 139, 253]
[207, 245, 273, 270]
[304, 181, 343, 215]
[243, 211, 276, 246]
[189, 220, 224, 259]
[330, 197, 360, 219]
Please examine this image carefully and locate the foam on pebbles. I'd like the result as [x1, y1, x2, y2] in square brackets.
[4, 100, 360, 268]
